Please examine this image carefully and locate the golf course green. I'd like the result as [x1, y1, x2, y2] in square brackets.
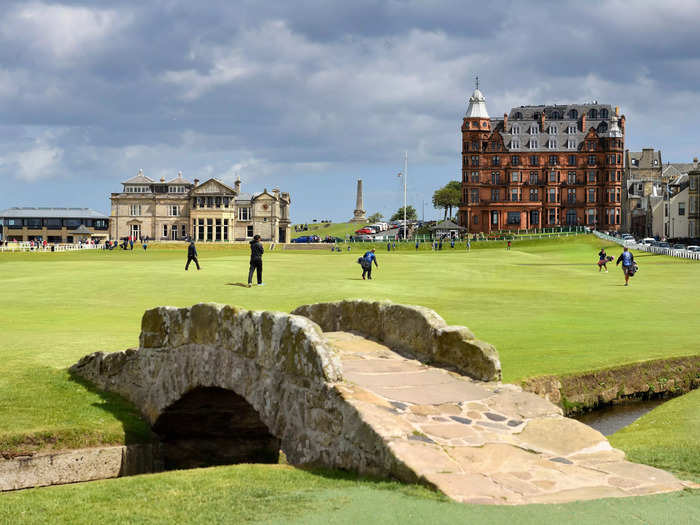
[0, 234, 698, 522]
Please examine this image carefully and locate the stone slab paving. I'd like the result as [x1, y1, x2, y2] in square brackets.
[326, 331, 694, 505]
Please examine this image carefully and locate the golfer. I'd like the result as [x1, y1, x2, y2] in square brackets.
[361, 248, 378, 280]
[597, 248, 608, 272]
[616, 246, 635, 286]
[248, 234, 264, 287]
[185, 240, 200, 270]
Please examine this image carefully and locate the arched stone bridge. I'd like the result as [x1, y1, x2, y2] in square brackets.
[72, 300, 688, 504]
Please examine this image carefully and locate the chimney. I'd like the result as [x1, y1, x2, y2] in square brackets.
[615, 106, 620, 117]
[581, 113, 587, 131]
[540, 112, 546, 131]
[160, 177, 165, 183]
[620, 115, 625, 133]
[193, 178, 199, 187]
[503, 113, 508, 130]
[272, 188, 280, 199]
[234, 176, 241, 193]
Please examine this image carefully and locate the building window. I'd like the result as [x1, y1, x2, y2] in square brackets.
[587, 170, 596, 183]
[690, 200, 697, 214]
[567, 125, 576, 134]
[238, 207, 251, 221]
[511, 171, 520, 182]
[470, 171, 479, 183]
[616, 188, 621, 202]
[548, 125, 558, 134]
[529, 156, 539, 167]
[548, 140, 557, 149]
[470, 189, 479, 203]
[586, 208, 597, 226]
[511, 188, 519, 202]
[568, 109, 578, 119]
[548, 208, 558, 225]
[246, 225, 254, 237]
[567, 171, 576, 184]
[511, 125, 520, 134]
[130, 205, 141, 216]
[491, 189, 500, 201]
[566, 209, 577, 225]
[473, 214, 479, 224]
[567, 188, 576, 203]
[181, 224, 186, 238]
[588, 155, 596, 166]
[566, 140, 576, 149]
[491, 172, 500, 185]
[548, 188, 558, 202]
[548, 155, 558, 166]
[169, 205, 179, 216]
[511, 156, 520, 166]
[491, 211, 499, 225]
[587, 188, 596, 203]
[507, 212, 521, 225]
[130, 224, 141, 240]
[492, 157, 501, 167]
[530, 125, 539, 135]
[529, 139, 539, 149]
[567, 155, 576, 166]
[471, 155, 479, 167]
[690, 177, 697, 191]
[679, 202, 686, 216]
[549, 171, 558, 183]
[529, 172, 538, 184]
[162, 224, 168, 238]
[600, 108, 608, 118]
[529, 188, 538, 201]
[588, 108, 598, 119]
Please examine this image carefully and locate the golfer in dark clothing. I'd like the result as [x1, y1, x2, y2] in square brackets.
[185, 241, 200, 270]
[361, 249, 378, 280]
[616, 247, 635, 286]
[248, 235, 264, 287]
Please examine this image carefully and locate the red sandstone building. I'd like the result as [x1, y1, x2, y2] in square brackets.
[458, 87, 625, 233]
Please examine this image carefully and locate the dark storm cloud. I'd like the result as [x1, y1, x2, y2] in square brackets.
[1, 0, 700, 217]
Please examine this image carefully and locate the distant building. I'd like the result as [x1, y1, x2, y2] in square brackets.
[109, 171, 291, 242]
[0, 207, 109, 242]
[458, 86, 624, 232]
[622, 149, 663, 236]
[689, 161, 700, 238]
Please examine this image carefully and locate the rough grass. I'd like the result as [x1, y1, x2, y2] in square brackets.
[609, 388, 700, 483]
[0, 234, 698, 454]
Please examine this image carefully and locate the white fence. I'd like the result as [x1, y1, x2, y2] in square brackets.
[594, 231, 700, 261]
[0, 242, 101, 253]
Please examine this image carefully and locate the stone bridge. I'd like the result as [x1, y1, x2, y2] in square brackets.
[71, 300, 688, 504]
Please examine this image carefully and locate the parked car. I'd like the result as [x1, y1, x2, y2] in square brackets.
[355, 228, 373, 235]
[291, 235, 320, 243]
[657, 242, 670, 248]
[621, 234, 635, 241]
[687, 245, 700, 252]
[672, 243, 687, 251]
[640, 238, 655, 245]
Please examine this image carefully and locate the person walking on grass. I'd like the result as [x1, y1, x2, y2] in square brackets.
[142, 240, 148, 253]
[185, 240, 200, 271]
[597, 247, 609, 272]
[467, 238, 471, 252]
[507, 240, 511, 250]
[248, 234, 264, 287]
[616, 246, 635, 286]
[360, 248, 378, 280]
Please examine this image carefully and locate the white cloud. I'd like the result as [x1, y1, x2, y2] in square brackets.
[1, 138, 63, 181]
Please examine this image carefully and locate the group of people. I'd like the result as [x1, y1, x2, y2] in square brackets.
[598, 246, 637, 286]
[185, 235, 265, 288]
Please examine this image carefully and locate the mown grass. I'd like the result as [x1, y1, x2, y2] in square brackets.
[0, 464, 698, 525]
[0, 234, 698, 454]
[609, 388, 700, 483]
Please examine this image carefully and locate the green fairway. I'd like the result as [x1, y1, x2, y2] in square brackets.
[1, 234, 699, 454]
[0, 463, 698, 524]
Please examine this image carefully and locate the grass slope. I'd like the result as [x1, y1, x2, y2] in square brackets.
[290, 221, 361, 239]
[609, 389, 700, 483]
[1, 235, 699, 454]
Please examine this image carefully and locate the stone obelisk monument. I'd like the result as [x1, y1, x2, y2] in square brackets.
[349, 179, 367, 223]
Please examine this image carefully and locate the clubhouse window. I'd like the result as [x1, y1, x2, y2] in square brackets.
[130, 205, 141, 216]
[247, 225, 254, 237]
[507, 212, 521, 225]
[491, 211, 499, 225]
[473, 214, 479, 225]
[162, 224, 168, 238]
[181, 224, 186, 238]
[169, 205, 179, 216]
[238, 207, 251, 221]
[45, 218, 61, 229]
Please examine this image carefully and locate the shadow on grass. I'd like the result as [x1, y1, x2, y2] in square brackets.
[67, 370, 155, 447]
[226, 282, 250, 287]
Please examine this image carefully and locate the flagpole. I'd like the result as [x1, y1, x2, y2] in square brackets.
[403, 151, 407, 239]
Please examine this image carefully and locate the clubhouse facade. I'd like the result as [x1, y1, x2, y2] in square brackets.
[109, 171, 292, 243]
[0, 207, 109, 243]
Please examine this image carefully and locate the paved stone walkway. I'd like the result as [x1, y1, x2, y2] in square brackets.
[327, 331, 692, 505]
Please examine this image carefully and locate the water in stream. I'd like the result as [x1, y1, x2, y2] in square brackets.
[575, 398, 666, 436]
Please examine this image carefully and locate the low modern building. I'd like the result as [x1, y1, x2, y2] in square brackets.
[109, 171, 292, 242]
[0, 207, 109, 242]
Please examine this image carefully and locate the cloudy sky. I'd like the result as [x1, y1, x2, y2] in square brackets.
[1, 0, 699, 222]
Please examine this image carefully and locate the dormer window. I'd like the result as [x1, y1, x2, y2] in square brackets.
[548, 126, 558, 135]
[511, 140, 520, 149]
[548, 139, 557, 149]
[588, 108, 598, 119]
[568, 109, 578, 119]
[530, 125, 539, 135]
[529, 139, 539, 149]
[513, 111, 523, 119]
[567, 125, 576, 134]
[511, 125, 520, 134]
[566, 139, 576, 149]
[600, 108, 609, 118]
[551, 111, 562, 120]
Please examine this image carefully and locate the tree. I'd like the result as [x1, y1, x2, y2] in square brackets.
[432, 181, 462, 220]
[390, 205, 417, 222]
[367, 212, 384, 223]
